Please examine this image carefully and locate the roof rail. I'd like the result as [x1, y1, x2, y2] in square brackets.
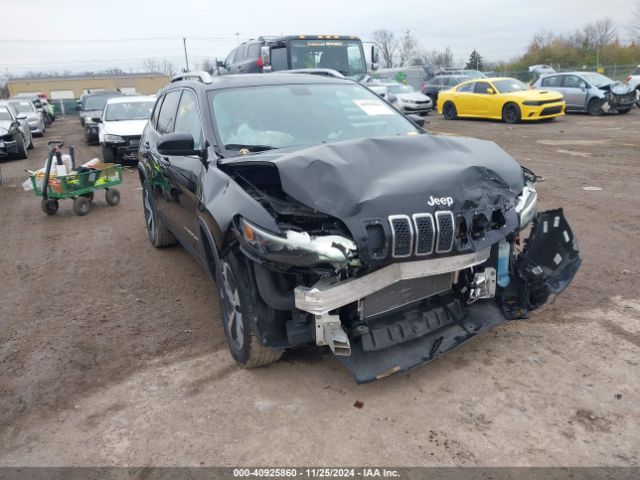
[171, 71, 213, 84]
[281, 68, 346, 79]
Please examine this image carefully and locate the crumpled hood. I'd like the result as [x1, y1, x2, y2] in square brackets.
[224, 134, 525, 263]
[102, 119, 147, 137]
[600, 81, 634, 95]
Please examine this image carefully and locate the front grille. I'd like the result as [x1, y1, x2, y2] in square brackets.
[389, 215, 413, 258]
[413, 213, 435, 255]
[435, 211, 455, 253]
[389, 211, 454, 258]
[541, 106, 562, 116]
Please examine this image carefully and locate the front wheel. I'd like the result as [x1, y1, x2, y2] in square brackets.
[502, 103, 522, 124]
[442, 101, 458, 120]
[41, 199, 59, 215]
[73, 196, 91, 216]
[101, 144, 116, 163]
[218, 252, 283, 368]
[14, 134, 27, 159]
[587, 98, 605, 116]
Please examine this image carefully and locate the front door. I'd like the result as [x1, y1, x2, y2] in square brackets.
[561, 75, 588, 109]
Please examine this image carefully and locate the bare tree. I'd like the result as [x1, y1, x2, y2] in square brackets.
[411, 47, 454, 67]
[398, 30, 418, 67]
[200, 59, 215, 74]
[372, 29, 398, 68]
[528, 30, 555, 52]
[141, 58, 177, 77]
[630, 0, 640, 41]
[593, 17, 617, 48]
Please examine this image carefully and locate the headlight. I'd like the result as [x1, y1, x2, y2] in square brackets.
[515, 183, 538, 229]
[522, 101, 542, 106]
[237, 217, 357, 268]
[104, 134, 125, 143]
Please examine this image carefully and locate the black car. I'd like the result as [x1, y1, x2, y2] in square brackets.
[76, 91, 122, 144]
[138, 73, 581, 383]
[0, 103, 29, 160]
[422, 75, 470, 105]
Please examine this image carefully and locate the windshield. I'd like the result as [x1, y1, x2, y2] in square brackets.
[9, 100, 35, 113]
[387, 84, 415, 94]
[84, 95, 115, 111]
[493, 79, 529, 93]
[210, 84, 419, 152]
[580, 72, 612, 87]
[0, 107, 12, 121]
[104, 101, 154, 121]
[289, 40, 366, 79]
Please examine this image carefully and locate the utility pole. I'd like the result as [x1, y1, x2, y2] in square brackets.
[183, 37, 190, 71]
[235, 32, 240, 45]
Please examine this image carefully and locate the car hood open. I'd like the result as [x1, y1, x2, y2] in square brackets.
[222, 134, 525, 264]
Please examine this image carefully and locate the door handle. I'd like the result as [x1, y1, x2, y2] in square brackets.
[159, 156, 171, 167]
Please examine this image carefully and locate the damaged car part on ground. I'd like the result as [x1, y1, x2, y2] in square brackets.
[138, 73, 582, 383]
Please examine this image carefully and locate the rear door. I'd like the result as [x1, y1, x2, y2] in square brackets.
[147, 89, 182, 231]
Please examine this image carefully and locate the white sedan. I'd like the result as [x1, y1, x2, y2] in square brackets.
[385, 82, 433, 115]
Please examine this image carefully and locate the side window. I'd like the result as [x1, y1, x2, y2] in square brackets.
[150, 95, 164, 130]
[458, 82, 475, 93]
[156, 90, 182, 134]
[225, 49, 237, 66]
[247, 43, 261, 59]
[563, 75, 585, 89]
[235, 45, 248, 62]
[270, 48, 288, 71]
[541, 76, 562, 87]
[474, 81, 492, 94]
[173, 90, 203, 150]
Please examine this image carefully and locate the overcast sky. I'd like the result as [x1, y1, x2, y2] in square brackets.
[1, 0, 636, 75]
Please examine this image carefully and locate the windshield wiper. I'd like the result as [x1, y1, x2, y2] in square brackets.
[224, 143, 279, 153]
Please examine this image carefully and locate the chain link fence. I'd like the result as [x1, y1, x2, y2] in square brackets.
[487, 64, 638, 82]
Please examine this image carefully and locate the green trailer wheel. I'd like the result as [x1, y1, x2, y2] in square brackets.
[105, 188, 120, 206]
[41, 199, 59, 215]
[73, 196, 91, 216]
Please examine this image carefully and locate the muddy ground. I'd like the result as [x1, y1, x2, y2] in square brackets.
[0, 109, 639, 467]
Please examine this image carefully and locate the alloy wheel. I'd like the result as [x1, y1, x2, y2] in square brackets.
[221, 262, 244, 350]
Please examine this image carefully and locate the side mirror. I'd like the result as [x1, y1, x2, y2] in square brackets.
[486, 87, 495, 94]
[16, 113, 27, 120]
[91, 117, 101, 123]
[387, 93, 398, 103]
[157, 132, 204, 157]
[216, 60, 225, 68]
[260, 46, 272, 73]
[407, 114, 425, 127]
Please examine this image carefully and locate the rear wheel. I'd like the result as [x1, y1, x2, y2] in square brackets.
[442, 101, 458, 120]
[142, 181, 176, 247]
[41, 199, 59, 215]
[105, 188, 120, 206]
[502, 103, 521, 124]
[218, 252, 283, 368]
[587, 98, 604, 116]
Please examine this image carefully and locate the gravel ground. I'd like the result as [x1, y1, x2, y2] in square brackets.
[0, 109, 639, 467]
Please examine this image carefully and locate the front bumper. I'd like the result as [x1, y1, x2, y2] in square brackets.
[522, 101, 566, 120]
[401, 102, 433, 113]
[105, 139, 140, 161]
[0, 139, 17, 158]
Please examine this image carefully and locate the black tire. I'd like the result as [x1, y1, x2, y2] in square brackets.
[142, 181, 176, 247]
[218, 252, 283, 368]
[73, 196, 91, 216]
[27, 133, 34, 150]
[442, 101, 458, 120]
[41, 199, 59, 215]
[14, 134, 27, 160]
[81, 192, 95, 202]
[587, 98, 604, 116]
[617, 108, 631, 114]
[105, 188, 120, 206]
[101, 144, 116, 164]
[502, 103, 522, 124]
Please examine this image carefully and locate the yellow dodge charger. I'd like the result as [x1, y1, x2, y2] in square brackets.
[437, 77, 565, 123]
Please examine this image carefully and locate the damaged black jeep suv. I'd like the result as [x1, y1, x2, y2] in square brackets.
[138, 73, 581, 382]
